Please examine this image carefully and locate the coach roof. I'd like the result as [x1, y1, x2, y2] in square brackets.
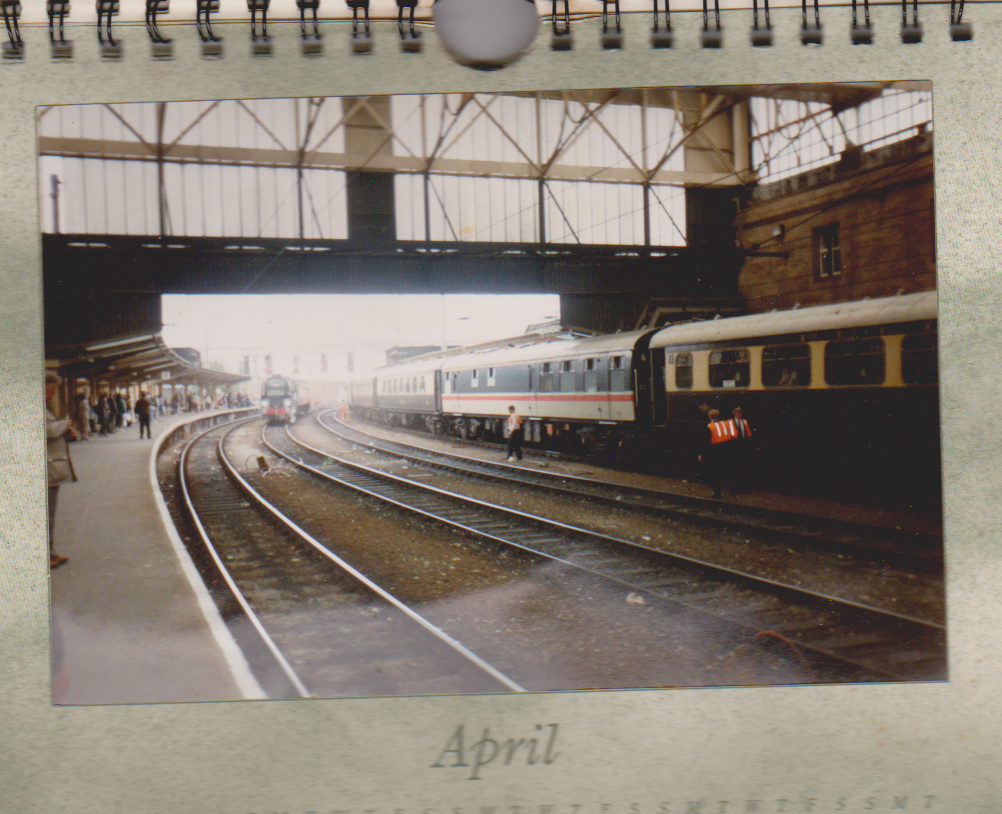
[649, 290, 937, 349]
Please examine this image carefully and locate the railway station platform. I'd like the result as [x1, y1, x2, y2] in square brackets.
[48, 410, 263, 705]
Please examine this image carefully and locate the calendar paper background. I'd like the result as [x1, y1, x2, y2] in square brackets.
[2, 5, 999, 812]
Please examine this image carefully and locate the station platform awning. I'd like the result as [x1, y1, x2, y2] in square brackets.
[47, 333, 250, 390]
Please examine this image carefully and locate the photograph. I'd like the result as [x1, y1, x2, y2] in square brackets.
[4, 3, 1001, 812]
[40, 83, 944, 704]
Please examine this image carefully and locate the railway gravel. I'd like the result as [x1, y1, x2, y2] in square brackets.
[230, 422, 820, 688]
[289, 415, 944, 625]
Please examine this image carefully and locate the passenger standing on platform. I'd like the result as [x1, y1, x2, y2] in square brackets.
[88, 396, 99, 435]
[698, 408, 736, 498]
[95, 395, 108, 435]
[74, 394, 90, 441]
[105, 392, 118, 433]
[505, 405, 523, 462]
[115, 392, 127, 429]
[135, 392, 153, 439]
[729, 406, 759, 495]
[46, 371, 76, 568]
[172, 393, 181, 415]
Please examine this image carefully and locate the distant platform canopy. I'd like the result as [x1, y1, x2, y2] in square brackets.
[47, 333, 250, 390]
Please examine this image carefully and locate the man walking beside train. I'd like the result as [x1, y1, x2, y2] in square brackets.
[505, 405, 523, 462]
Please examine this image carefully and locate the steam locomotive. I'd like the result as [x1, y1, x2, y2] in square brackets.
[261, 374, 312, 425]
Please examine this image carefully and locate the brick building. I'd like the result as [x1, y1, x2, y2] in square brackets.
[735, 130, 934, 314]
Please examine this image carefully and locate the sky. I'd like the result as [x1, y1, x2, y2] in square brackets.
[161, 293, 561, 376]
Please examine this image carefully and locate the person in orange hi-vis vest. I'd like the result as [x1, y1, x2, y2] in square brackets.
[729, 406, 759, 494]
[698, 408, 737, 498]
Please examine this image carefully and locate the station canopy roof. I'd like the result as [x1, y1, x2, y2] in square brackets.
[49, 333, 250, 389]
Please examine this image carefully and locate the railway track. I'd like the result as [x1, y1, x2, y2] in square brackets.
[320, 412, 943, 574]
[272, 419, 946, 683]
[175, 418, 525, 698]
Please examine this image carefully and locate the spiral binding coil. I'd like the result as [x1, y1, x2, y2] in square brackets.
[801, 0, 821, 43]
[651, 0, 673, 47]
[901, 0, 922, 41]
[297, 0, 322, 53]
[1, 0, 22, 58]
[96, 0, 121, 57]
[701, 0, 722, 47]
[146, 0, 171, 57]
[551, 0, 572, 49]
[397, 0, 420, 51]
[950, 0, 971, 39]
[851, 0, 873, 42]
[751, 0, 771, 46]
[346, 0, 371, 52]
[248, 0, 271, 54]
[600, 0, 623, 48]
[47, 0, 71, 58]
[1, 0, 976, 63]
[196, 0, 222, 55]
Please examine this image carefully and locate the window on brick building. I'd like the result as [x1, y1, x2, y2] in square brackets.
[815, 223, 842, 279]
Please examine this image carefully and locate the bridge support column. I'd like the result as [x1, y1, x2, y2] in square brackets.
[343, 96, 396, 246]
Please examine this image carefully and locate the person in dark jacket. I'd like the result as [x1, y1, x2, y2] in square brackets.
[698, 408, 736, 498]
[135, 391, 153, 439]
[105, 392, 118, 432]
[728, 406, 759, 494]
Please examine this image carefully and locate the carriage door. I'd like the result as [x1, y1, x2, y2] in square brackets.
[651, 348, 667, 424]
[631, 329, 663, 427]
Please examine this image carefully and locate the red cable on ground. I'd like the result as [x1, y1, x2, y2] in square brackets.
[754, 630, 819, 683]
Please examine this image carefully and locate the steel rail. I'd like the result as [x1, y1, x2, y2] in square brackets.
[269, 423, 946, 682]
[179, 418, 312, 699]
[320, 411, 942, 567]
[216, 422, 527, 694]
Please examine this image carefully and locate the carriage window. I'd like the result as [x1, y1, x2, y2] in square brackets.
[901, 333, 938, 384]
[709, 349, 750, 388]
[824, 338, 885, 385]
[584, 358, 599, 393]
[540, 362, 554, 392]
[488, 368, 496, 387]
[610, 356, 630, 391]
[420, 377, 426, 393]
[675, 352, 693, 389]
[471, 369, 479, 388]
[762, 344, 811, 387]
[412, 377, 418, 393]
[560, 360, 575, 393]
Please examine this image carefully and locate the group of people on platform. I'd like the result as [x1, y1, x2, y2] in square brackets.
[69, 390, 255, 441]
[45, 370, 255, 568]
[699, 406, 759, 499]
[71, 391, 144, 440]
